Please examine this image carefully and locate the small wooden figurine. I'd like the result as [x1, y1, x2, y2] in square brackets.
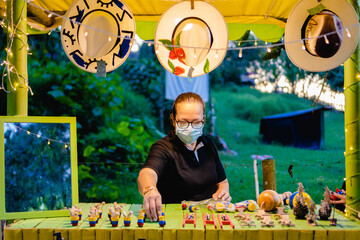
[255, 209, 266, 220]
[278, 213, 295, 227]
[307, 200, 318, 226]
[319, 187, 332, 220]
[203, 213, 217, 229]
[217, 213, 235, 229]
[293, 183, 309, 219]
[183, 213, 197, 228]
[123, 211, 133, 227]
[260, 214, 275, 227]
[257, 190, 283, 212]
[240, 214, 256, 227]
[137, 209, 146, 227]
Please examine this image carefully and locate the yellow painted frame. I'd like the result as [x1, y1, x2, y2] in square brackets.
[0, 116, 79, 219]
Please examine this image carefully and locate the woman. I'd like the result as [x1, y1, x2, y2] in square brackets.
[137, 92, 231, 221]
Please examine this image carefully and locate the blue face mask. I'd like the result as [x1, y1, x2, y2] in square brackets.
[175, 125, 203, 145]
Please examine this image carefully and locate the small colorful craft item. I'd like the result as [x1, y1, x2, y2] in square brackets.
[189, 205, 199, 212]
[181, 201, 189, 210]
[70, 215, 79, 226]
[88, 206, 98, 227]
[286, 191, 312, 209]
[89, 216, 98, 227]
[182, 213, 197, 228]
[123, 211, 133, 227]
[109, 206, 120, 227]
[69, 206, 81, 226]
[215, 202, 225, 212]
[257, 190, 284, 212]
[240, 214, 256, 227]
[260, 214, 275, 227]
[235, 200, 258, 212]
[137, 209, 146, 227]
[203, 213, 217, 229]
[217, 213, 234, 229]
[158, 215, 166, 227]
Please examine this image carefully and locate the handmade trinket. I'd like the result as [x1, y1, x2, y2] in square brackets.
[123, 211, 133, 227]
[203, 213, 217, 229]
[293, 183, 309, 219]
[182, 213, 197, 228]
[235, 200, 258, 212]
[240, 214, 256, 227]
[319, 187, 332, 220]
[307, 200, 317, 226]
[217, 213, 234, 229]
[278, 213, 295, 227]
[257, 190, 284, 212]
[159, 215, 166, 227]
[260, 214, 275, 227]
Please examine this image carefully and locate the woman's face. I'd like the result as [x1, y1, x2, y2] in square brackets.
[172, 101, 204, 129]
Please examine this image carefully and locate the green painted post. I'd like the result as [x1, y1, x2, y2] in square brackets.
[344, 47, 360, 218]
[6, 0, 28, 116]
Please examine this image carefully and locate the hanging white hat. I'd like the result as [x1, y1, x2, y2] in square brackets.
[154, 1, 228, 77]
[285, 0, 359, 72]
[61, 0, 135, 73]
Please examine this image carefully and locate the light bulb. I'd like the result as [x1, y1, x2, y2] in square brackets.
[302, 44, 306, 50]
[346, 28, 351, 38]
[238, 49, 243, 58]
[324, 35, 329, 44]
[267, 48, 271, 53]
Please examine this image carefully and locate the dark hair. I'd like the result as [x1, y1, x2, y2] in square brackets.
[172, 92, 205, 118]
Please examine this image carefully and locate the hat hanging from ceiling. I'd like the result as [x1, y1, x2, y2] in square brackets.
[61, 0, 135, 73]
[154, 1, 228, 78]
[285, 0, 359, 72]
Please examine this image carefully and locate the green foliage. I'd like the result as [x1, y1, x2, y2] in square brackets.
[120, 58, 163, 116]
[216, 85, 311, 122]
[5, 123, 71, 212]
[213, 86, 345, 203]
[22, 33, 161, 203]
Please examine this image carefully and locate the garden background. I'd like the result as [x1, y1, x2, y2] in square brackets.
[0, 30, 346, 205]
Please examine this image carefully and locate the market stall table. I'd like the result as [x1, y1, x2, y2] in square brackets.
[4, 203, 360, 240]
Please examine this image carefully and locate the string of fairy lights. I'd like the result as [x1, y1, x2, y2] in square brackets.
[0, 0, 358, 94]
[10, 124, 70, 148]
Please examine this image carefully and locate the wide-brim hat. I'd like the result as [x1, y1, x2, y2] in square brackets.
[285, 0, 359, 72]
[154, 1, 228, 78]
[61, 0, 135, 73]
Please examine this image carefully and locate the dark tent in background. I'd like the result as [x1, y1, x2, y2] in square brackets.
[259, 108, 325, 149]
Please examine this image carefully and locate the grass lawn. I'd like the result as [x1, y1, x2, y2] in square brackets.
[212, 86, 345, 203]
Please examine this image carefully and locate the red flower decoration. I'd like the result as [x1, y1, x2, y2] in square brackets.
[174, 66, 185, 75]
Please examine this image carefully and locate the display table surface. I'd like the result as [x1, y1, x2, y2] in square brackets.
[4, 203, 360, 240]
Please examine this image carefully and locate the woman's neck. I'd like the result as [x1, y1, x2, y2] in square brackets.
[185, 141, 197, 151]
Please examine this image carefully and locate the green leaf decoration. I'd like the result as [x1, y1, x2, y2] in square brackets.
[236, 30, 251, 47]
[158, 39, 173, 51]
[307, 3, 326, 15]
[168, 60, 175, 73]
[175, 32, 182, 46]
[204, 59, 210, 73]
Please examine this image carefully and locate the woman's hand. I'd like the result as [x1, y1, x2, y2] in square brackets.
[330, 191, 346, 205]
[212, 178, 232, 202]
[143, 188, 162, 221]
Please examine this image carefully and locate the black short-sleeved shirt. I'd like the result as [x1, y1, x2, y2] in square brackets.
[143, 129, 227, 203]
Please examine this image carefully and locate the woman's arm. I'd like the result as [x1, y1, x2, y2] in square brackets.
[137, 168, 162, 221]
